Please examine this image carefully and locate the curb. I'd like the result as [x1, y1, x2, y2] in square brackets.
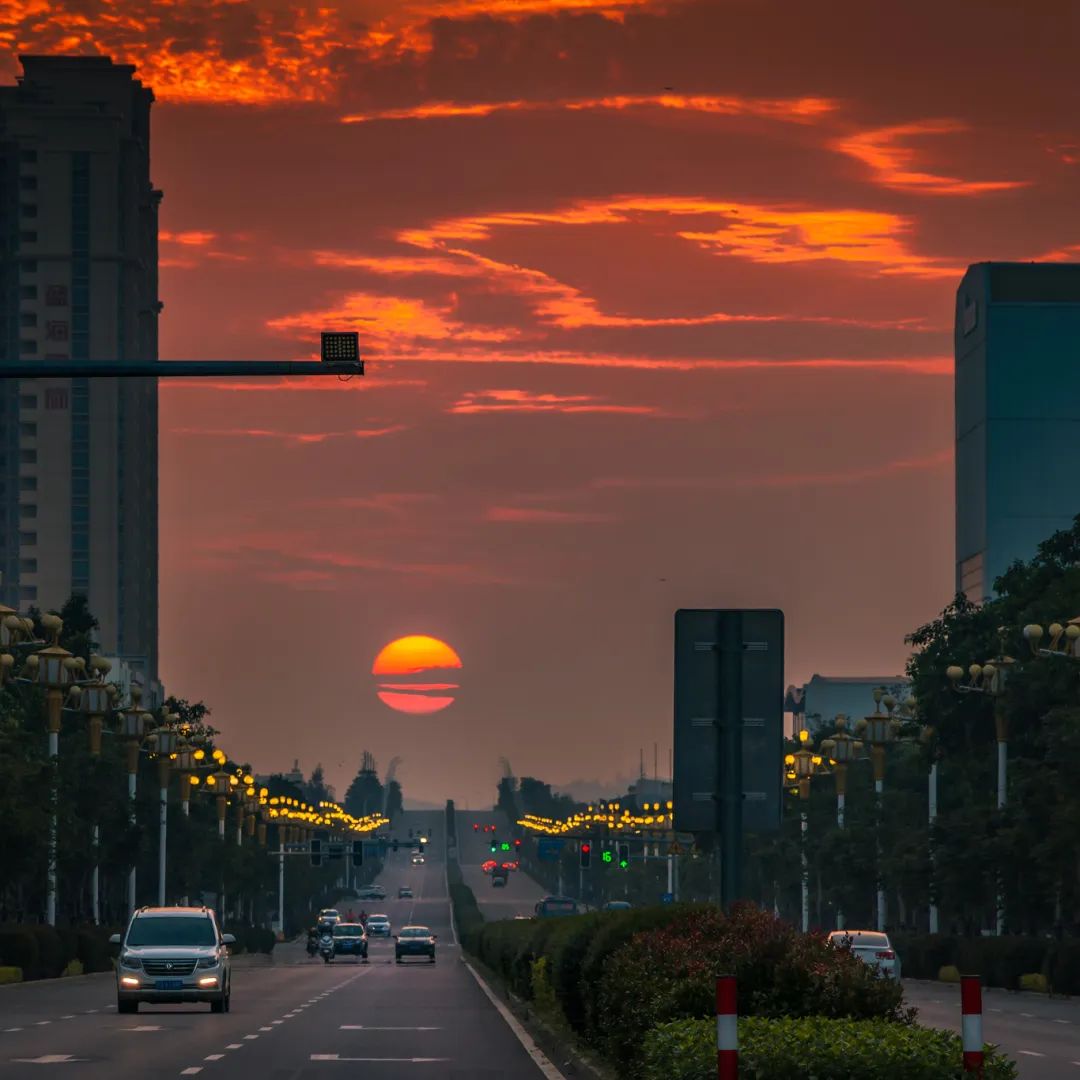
[904, 977, 1068, 1001]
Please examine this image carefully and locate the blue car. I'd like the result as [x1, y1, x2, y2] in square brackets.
[332, 923, 368, 961]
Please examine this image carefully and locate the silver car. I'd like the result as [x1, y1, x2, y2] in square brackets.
[112, 906, 234, 1014]
[827, 930, 901, 979]
[365, 914, 392, 938]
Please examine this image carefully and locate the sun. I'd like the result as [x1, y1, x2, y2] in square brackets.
[372, 635, 463, 715]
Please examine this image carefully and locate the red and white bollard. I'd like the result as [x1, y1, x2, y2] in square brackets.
[716, 975, 737, 1080]
[961, 975, 984, 1076]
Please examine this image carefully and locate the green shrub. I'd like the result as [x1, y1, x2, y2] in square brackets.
[0, 926, 39, 981]
[1045, 939, 1080, 996]
[595, 904, 907, 1077]
[449, 881, 485, 949]
[1020, 972, 1047, 993]
[531, 956, 559, 1017]
[892, 935, 958, 981]
[955, 937, 1048, 992]
[642, 1016, 1018, 1080]
[546, 913, 604, 1035]
[28, 925, 65, 980]
[76, 927, 116, 973]
[0, 966, 22, 984]
[62, 958, 83, 977]
[939, 965, 961, 983]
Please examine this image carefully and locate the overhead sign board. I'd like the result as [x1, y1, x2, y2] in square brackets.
[537, 838, 565, 862]
[673, 609, 784, 835]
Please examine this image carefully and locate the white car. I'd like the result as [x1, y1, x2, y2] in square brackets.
[366, 915, 392, 938]
[827, 930, 901, 979]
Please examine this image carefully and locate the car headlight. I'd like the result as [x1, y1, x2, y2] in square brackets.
[197, 956, 220, 969]
[120, 953, 142, 970]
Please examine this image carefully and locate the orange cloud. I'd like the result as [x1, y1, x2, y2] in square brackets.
[450, 389, 657, 413]
[168, 425, 405, 443]
[341, 92, 836, 125]
[832, 121, 1026, 195]
[160, 230, 217, 246]
[159, 375, 427, 392]
[486, 506, 617, 522]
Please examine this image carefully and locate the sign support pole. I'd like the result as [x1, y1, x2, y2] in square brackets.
[718, 612, 743, 909]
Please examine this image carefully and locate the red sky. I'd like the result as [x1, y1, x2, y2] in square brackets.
[7, 0, 1078, 807]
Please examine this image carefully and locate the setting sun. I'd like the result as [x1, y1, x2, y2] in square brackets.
[372, 635, 463, 715]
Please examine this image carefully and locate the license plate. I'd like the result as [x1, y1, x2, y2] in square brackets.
[155, 979, 183, 990]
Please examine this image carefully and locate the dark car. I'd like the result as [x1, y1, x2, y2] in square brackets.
[332, 923, 368, 962]
[395, 925, 436, 963]
[398, 886, 413, 899]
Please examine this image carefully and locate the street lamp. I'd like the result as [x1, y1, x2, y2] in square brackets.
[916, 703, 942, 934]
[117, 688, 154, 915]
[72, 656, 120, 924]
[792, 729, 821, 933]
[819, 714, 862, 931]
[856, 688, 900, 933]
[147, 719, 180, 906]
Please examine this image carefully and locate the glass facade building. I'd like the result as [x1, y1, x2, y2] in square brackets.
[955, 263, 1080, 600]
[0, 56, 161, 682]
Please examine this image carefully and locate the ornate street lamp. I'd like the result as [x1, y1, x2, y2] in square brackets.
[117, 687, 154, 916]
[820, 714, 863, 930]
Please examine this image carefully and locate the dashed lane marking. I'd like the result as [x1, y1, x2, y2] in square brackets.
[1019, 1051, 1045, 1057]
[181, 1069, 203, 1075]
[4, 1028, 23, 1033]
[243, 1034, 259, 1040]
[13, 1055, 86, 1064]
[340, 1026, 441, 1031]
[310, 1055, 450, 1063]
[123, 1025, 163, 1032]
[1056, 1019, 1072, 1024]
[225, 1043, 243, 1050]
[204, 1054, 224, 1061]
[60, 1015, 76, 1020]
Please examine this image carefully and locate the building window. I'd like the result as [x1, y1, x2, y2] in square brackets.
[20, 586, 37, 603]
[19, 476, 36, 491]
[18, 531, 37, 546]
[20, 149, 37, 164]
[18, 394, 37, 409]
[19, 504, 36, 518]
[19, 558, 37, 574]
[19, 176, 37, 191]
[22, 259, 37, 273]
[959, 553, 985, 601]
[20, 203, 37, 218]
[19, 449, 36, 464]
[19, 285, 36, 300]
[19, 422, 36, 438]
[19, 339, 36, 354]
[19, 231, 37, 243]
[20, 312, 37, 328]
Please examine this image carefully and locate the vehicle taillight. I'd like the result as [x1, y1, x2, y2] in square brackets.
[876, 949, 895, 960]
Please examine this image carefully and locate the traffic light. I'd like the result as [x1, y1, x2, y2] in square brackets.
[310, 838, 322, 867]
[617, 842, 630, 869]
[514, 839, 522, 849]
[500, 842, 510, 852]
[602, 850, 613, 864]
[418, 843, 425, 853]
[474, 823, 479, 832]
[580, 842, 591, 869]
[392, 839, 399, 852]
[490, 842, 497, 852]
[352, 840, 363, 867]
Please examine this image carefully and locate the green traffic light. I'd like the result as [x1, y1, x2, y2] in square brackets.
[619, 860, 629, 869]
[501, 842, 510, 851]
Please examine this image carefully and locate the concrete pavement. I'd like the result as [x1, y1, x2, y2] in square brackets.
[906, 979, 1080, 1078]
[0, 836, 563, 1079]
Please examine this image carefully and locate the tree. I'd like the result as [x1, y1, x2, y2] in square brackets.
[344, 753, 383, 818]
[385, 780, 404, 820]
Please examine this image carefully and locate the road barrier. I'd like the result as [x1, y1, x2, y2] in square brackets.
[716, 974, 737, 1079]
[961, 974, 983, 1075]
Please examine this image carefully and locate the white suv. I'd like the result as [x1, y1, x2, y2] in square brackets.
[111, 906, 234, 1014]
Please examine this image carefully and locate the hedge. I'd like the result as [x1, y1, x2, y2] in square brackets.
[642, 1017, 1018, 1080]
[223, 924, 277, 955]
[889, 933, 1080, 994]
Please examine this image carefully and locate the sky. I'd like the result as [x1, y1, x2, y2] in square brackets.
[6, 0, 1079, 808]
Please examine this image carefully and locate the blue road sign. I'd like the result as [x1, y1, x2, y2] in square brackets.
[537, 838, 565, 862]
[661, 893, 674, 904]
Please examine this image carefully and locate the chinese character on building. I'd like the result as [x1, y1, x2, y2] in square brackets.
[44, 388, 69, 410]
[45, 285, 68, 306]
[45, 321, 69, 342]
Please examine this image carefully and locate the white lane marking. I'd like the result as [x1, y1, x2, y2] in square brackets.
[272, 1020, 284, 1025]
[34, 1021, 51, 1026]
[204, 1054, 224, 1061]
[243, 1034, 259, 1040]
[311, 1055, 450, 1063]
[225, 1043, 243, 1050]
[124, 1025, 163, 1032]
[85, 1010, 99, 1014]
[1057, 1019, 1072, 1024]
[13, 1055, 86, 1063]
[1022, 1012, 1034, 1018]
[1019, 1050, 1046, 1057]
[61, 1015, 76, 1019]
[990, 1008, 1002, 1013]
[340, 1025, 441, 1031]
[464, 962, 566, 1080]
[181, 1069, 203, 1076]
[4, 1027, 24, 1032]
[259, 1026, 274, 1031]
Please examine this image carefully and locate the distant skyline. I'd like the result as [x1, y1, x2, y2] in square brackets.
[5, 1, 1076, 807]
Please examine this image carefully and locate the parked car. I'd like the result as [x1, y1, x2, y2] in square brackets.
[602, 901, 632, 912]
[826, 930, 901, 979]
[111, 906, 234, 1014]
[395, 926, 436, 963]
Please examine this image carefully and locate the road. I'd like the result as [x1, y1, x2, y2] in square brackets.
[455, 810, 548, 920]
[906, 979, 1080, 1079]
[0, 815, 563, 1079]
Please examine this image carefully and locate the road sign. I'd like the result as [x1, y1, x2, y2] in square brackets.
[537, 838, 564, 861]
[673, 609, 784, 905]
[327, 843, 344, 861]
[661, 893, 674, 904]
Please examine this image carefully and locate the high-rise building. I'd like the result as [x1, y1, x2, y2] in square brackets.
[0, 56, 161, 682]
[955, 262, 1080, 601]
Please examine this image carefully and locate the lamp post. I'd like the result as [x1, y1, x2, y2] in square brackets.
[148, 720, 179, 907]
[792, 731, 821, 933]
[820, 715, 862, 931]
[74, 657, 118, 924]
[947, 632, 1014, 935]
[117, 689, 154, 916]
[918, 713, 941, 934]
[857, 688, 898, 933]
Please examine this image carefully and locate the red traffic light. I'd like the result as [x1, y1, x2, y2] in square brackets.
[581, 843, 591, 854]
[473, 823, 479, 831]
[514, 839, 521, 848]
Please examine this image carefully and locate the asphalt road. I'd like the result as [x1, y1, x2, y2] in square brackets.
[454, 810, 548, 920]
[906, 979, 1080, 1078]
[0, 829, 562, 1079]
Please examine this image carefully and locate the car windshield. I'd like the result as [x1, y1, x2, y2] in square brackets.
[400, 928, 430, 937]
[333, 924, 363, 936]
[320, 911, 339, 918]
[832, 932, 890, 948]
[368, 916, 389, 923]
[126, 916, 216, 947]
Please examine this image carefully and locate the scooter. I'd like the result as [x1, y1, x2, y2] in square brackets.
[319, 932, 335, 964]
